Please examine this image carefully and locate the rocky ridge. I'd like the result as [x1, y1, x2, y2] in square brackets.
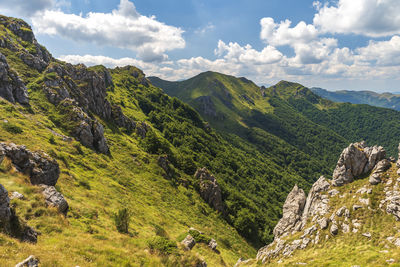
[256, 142, 399, 263]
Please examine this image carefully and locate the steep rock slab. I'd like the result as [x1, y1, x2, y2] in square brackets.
[0, 184, 11, 229]
[301, 176, 330, 228]
[332, 142, 386, 186]
[273, 185, 306, 238]
[369, 159, 391, 185]
[0, 142, 59, 186]
[194, 168, 224, 213]
[0, 53, 28, 104]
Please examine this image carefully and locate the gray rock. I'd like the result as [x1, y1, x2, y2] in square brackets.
[208, 238, 217, 251]
[0, 184, 11, 224]
[0, 53, 29, 104]
[362, 232, 371, 238]
[330, 224, 338, 235]
[332, 142, 386, 186]
[342, 223, 350, 233]
[318, 217, 329, 230]
[328, 189, 340, 197]
[301, 176, 330, 228]
[273, 185, 306, 238]
[369, 159, 391, 185]
[336, 206, 347, 217]
[194, 168, 224, 213]
[181, 235, 196, 250]
[10, 192, 24, 200]
[15, 255, 39, 267]
[158, 155, 175, 179]
[40, 185, 69, 214]
[0, 142, 60, 186]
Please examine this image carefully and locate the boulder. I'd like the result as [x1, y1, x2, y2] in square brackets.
[273, 185, 306, 238]
[40, 185, 69, 214]
[330, 224, 338, 235]
[10, 192, 24, 200]
[15, 255, 39, 267]
[194, 168, 224, 213]
[181, 235, 196, 250]
[333, 142, 386, 186]
[0, 142, 60, 186]
[208, 238, 217, 251]
[369, 159, 391, 185]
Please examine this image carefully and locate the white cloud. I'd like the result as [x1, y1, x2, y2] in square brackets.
[356, 36, 400, 66]
[32, 0, 185, 62]
[313, 0, 400, 37]
[0, 0, 56, 17]
[260, 17, 318, 46]
[194, 22, 215, 35]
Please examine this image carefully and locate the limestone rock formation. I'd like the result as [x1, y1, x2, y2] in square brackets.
[0, 52, 28, 104]
[194, 168, 224, 213]
[332, 142, 386, 186]
[0, 142, 60, 186]
[181, 235, 196, 250]
[157, 155, 176, 179]
[300, 176, 330, 228]
[369, 159, 391, 185]
[15, 255, 39, 267]
[273, 185, 306, 238]
[208, 238, 217, 251]
[40, 185, 69, 215]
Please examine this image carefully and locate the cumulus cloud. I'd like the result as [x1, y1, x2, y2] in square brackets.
[32, 0, 185, 62]
[0, 0, 56, 17]
[355, 36, 400, 66]
[313, 0, 400, 37]
[260, 17, 318, 46]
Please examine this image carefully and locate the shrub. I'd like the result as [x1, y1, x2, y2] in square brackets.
[147, 236, 177, 255]
[49, 135, 56, 144]
[188, 229, 211, 244]
[113, 208, 130, 234]
[2, 123, 23, 134]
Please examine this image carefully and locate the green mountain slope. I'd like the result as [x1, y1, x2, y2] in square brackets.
[311, 87, 400, 111]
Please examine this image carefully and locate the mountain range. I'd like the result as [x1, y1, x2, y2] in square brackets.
[311, 87, 400, 111]
[1, 14, 400, 266]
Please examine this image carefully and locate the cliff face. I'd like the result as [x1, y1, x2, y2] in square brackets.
[255, 142, 400, 265]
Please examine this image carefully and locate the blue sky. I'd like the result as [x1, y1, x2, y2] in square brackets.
[1, 0, 400, 92]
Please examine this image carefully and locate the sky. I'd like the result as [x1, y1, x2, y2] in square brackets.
[1, 0, 400, 92]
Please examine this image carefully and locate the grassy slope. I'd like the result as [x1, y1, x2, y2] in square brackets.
[0, 95, 255, 266]
[244, 164, 400, 266]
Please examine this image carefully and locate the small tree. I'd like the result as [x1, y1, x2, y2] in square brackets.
[114, 208, 130, 234]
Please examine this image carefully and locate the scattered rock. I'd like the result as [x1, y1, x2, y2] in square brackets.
[40, 185, 68, 214]
[318, 217, 329, 230]
[208, 238, 217, 251]
[157, 155, 176, 179]
[386, 259, 395, 264]
[15, 255, 39, 267]
[336, 206, 348, 217]
[328, 189, 340, 197]
[362, 232, 371, 238]
[359, 198, 370, 206]
[330, 224, 338, 235]
[356, 186, 372, 194]
[10, 192, 24, 200]
[194, 168, 224, 213]
[0, 184, 11, 225]
[181, 235, 196, 251]
[342, 223, 350, 233]
[353, 205, 363, 211]
[0, 142, 60, 186]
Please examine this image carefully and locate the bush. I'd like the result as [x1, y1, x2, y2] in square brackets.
[188, 229, 211, 244]
[147, 236, 177, 255]
[113, 208, 130, 234]
[49, 135, 56, 144]
[2, 123, 23, 134]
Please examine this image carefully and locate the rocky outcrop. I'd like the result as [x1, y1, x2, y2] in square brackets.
[157, 155, 176, 179]
[195, 96, 217, 117]
[181, 235, 196, 250]
[0, 142, 60, 186]
[273, 185, 306, 238]
[40, 185, 69, 215]
[208, 238, 217, 251]
[1, 143, 58, 185]
[332, 142, 386, 186]
[194, 168, 224, 213]
[15, 255, 39, 267]
[0, 15, 52, 72]
[0, 52, 28, 104]
[0, 184, 12, 228]
[369, 159, 391, 185]
[300, 176, 330, 228]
